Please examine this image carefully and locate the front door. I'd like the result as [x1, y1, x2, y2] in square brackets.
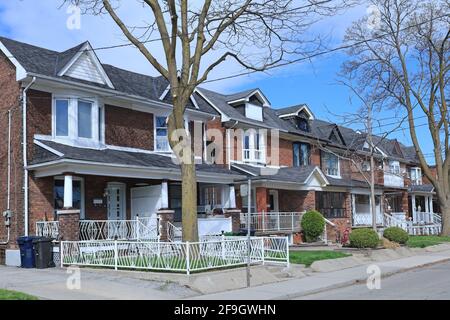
[107, 182, 126, 220]
[130, 185, 162, 221]
[269, 190, 279, 212]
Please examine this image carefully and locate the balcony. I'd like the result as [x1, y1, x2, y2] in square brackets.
[384, 172, 404, 187]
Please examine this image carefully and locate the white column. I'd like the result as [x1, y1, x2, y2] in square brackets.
[63, 175, 73, 208]
[411, 194, 416, 222]
[229, 185, 236, 209]
[161, 181, 169, 209]
[429, 196, 434, 214]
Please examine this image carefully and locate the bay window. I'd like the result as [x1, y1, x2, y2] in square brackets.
[53, 97, 100, 143]
[293, 142, 310, 166]
[410, 167, 422, 185]
[242, 130, 265, 163]
[323, 152, 340, 177]
[155, 116, 170, 152]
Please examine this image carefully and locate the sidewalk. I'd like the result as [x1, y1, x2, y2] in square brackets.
[191, 248, 450, 300]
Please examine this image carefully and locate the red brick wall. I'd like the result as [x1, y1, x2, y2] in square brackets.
[278, 190, 315, 212]
[310, 146, 321, 166]
[206, 118, 226, 165]
[255, 187, 269, 213]
[28, 176, 54, 235]
[27, 90, 52, 158]
[0, 53, 23, 252]
[58, 212, 80, 241]
[325, 192, 352, 243]
[105, 104, 154, 150]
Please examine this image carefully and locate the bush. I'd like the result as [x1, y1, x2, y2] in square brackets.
[383, 227, 409, 244]
[301, 210, 325, 242]
[349, 228, 379, 248]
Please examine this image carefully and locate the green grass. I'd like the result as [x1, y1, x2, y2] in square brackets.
[406, 235, 450, 248]
[289, 250, 351, 267]
[0, 289, 37, 300]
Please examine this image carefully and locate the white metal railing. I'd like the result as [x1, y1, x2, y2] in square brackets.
[36, 221, 60, 239]
[60, 236, 289, 274]
[352, 212, 384, 226]
[407, 223, 441, 235]
[240, 212, 304, 233]
[79, 218, 159, 241]
[320, 218, 336, 244]
[413, 212, 441, 225]
[167, 221, 182, 242]
[383, 212, 408, 230]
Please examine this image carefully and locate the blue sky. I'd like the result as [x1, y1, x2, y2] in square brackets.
[0, 0, 436, 164]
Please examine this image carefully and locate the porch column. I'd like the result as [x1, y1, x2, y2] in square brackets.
[228, 185, 236, 209]
[255, 187, 268, 213]
[161, 180, 169, 209]
[411, 194, 416, 222]
[429, 196, 434, 214]
[157, 209, 175, 241]
[425, 195, 430, 213]
[63, 175, 73, 208]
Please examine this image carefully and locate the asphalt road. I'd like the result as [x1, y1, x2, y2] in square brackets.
[297, 260, 450, 300]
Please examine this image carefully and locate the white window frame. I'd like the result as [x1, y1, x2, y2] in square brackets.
[388, 160, 401, 175]
[323, 152, 340, 178]
[154, 115, 171, 152]
[52, 96, 101, 146]
[242, 130, 265, 164]
[245, 103, 263, 121]
[410, 167, 422, 185]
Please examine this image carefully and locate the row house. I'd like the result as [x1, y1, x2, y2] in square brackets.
[0, 37, 441, 264]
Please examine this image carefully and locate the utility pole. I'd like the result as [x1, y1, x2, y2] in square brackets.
[367, 103, 377, 231]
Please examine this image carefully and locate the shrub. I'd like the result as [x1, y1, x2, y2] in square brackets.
[383, 227, 409, 244]
[349, 228, 379, 248]
[301, 210, 326, 242]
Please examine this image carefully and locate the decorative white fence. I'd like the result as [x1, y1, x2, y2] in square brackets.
[240, 212, 303, 233]
[167, 222, 182, 242]
[79, 218, 159, 241]
[352, 212, 383, 226]
[36, 221, 60, 239]
[60, 236, 289, 274]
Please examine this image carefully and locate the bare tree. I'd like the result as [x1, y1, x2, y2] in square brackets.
[67, 0, 353, 241]
[342, 0, 450, 235]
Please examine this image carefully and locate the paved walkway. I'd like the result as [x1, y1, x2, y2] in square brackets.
[0, 266, 197, 300]
[192, 249, 450, 300]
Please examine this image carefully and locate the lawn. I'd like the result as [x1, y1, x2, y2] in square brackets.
[406, 236, 450, 248]
[0, 289, 37, 300]
[289, 250, 351, 267]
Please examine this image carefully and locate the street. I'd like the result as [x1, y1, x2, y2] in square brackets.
[297, 260, 450, 300]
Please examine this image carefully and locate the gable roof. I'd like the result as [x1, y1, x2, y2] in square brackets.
[276, 104, 314, 119]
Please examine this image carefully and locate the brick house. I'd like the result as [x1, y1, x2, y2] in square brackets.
[0, 37, 441, 264]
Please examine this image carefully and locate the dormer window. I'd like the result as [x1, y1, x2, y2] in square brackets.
[296, 117, 309, 132]
[245, 103, 263, 121]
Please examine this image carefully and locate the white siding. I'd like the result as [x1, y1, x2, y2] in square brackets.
[245, 103, 263, 121]
[65, 52, 106, 84]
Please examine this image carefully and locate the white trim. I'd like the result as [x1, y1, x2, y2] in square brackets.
[194, 89, 230, 121]
[33, 139, 64, 157]
[231, 164, 258, 177]
[190, 94, 200, 110]
[227, 89, 270, 107]
[28, 159, 242, 183]
[0, 40, 27, 81]
[159, 84, 171, 100]
[57, 42, 115, 89]
[278, 105, 315, 120]
[305, 167, 330, 186]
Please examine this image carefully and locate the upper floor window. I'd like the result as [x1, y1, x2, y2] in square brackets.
[296, 118, 309, 132]
[243, 130, 265, 164]
[323, 152, 340, 177]
[388, 160, 400, 175]
[155, 116, 170, 152]
[293, 142, 310, 167]
[410, 167, 422, 185]
[53, 98, 99, 142]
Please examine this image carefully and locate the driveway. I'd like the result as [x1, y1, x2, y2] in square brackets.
[0, 266, 197, 300]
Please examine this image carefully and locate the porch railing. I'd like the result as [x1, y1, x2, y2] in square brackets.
[352, 212, 384, 226]
[36, 221, 60, 239]
[79, 218, 159, 241]
[60, 236, 289, 274]
[167, 222, 182, 242]
[240, 212, 304, 233]
[413, 212, 441, 225]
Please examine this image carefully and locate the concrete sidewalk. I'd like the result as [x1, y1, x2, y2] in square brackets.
[191, 248, 450, 300]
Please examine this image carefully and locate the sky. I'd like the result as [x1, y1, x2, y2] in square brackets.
[0, 0, 436, 164]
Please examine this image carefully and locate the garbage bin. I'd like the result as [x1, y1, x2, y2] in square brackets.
[238, 228, 255, 236]
[17, 236, 40, 268]
[33, 237, 55, 269]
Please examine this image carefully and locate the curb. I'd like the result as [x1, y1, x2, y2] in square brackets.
[271, 256, 450, 300]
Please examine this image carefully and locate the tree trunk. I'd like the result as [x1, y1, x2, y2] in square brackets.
[441, 203, 450, 236]
[181, 162, 199, 242]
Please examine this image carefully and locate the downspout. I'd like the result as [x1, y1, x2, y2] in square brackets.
[227, 121, 239, 170]
[1, 110, 12, 244]
[22, 77, 36, 236]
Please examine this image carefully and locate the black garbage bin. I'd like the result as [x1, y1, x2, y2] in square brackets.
[239, 228, 255, 236]
[17, 236, 40, 268]
[33, 237, 55, 269]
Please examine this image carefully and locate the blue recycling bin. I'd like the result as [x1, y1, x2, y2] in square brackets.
[17, 236, 40, 268]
